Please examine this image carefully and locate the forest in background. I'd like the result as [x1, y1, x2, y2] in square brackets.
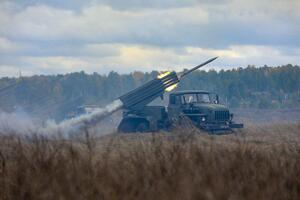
[0, 64, 299, 121]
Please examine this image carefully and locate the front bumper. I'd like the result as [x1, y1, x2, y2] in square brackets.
[199, 121, 243, 132]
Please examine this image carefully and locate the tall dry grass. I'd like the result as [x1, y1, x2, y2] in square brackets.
[0, 124, 300, 200]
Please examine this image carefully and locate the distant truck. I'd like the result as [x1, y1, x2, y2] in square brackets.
[67, 105, 100, 119]
[118, 90, 243, 133]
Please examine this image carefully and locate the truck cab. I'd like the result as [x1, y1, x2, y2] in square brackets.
[168, 90, 243, 131]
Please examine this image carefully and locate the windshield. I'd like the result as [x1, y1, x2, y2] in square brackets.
[181, 93, 211, 104]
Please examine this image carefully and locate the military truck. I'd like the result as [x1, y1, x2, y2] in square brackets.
[115, 57, 243, 133]
[118, 90, 243, 133]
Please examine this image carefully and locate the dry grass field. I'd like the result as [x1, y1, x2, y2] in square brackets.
[0, 124, 300, 200]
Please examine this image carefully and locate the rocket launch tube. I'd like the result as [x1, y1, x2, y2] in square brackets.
[122, 72, 179, 106]
[178, 57, 218, 79]
[119, 71, 179, 109]
[124, 77, 179, 109]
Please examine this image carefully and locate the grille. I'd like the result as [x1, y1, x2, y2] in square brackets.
[215, 111, 230, 121]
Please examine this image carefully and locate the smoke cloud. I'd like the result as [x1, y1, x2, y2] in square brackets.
[0, 99, 123, 137]
[0, 111, 36, 135]
[44, 99, 123, 135]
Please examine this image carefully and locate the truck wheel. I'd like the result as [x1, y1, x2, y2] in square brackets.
[118, 119, 136, 133]
[136, 122, 149, 133]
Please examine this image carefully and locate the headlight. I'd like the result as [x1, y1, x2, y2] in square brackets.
[201, 117, 206, 122]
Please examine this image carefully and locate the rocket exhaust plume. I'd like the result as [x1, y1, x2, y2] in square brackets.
[0, 100, 123, 136]
[157, 71, 178, 92]
[64, 100, 122, 126]
[51, 100, 123, 133]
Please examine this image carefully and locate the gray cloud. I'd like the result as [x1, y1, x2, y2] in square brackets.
[0, 0, 299, 77]
[8, 0, 196, 10]
[2, 0, 299, 47]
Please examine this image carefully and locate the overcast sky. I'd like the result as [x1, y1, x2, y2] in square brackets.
[0, 0, 299, 77]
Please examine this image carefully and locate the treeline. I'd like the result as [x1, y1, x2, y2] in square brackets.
[179, 64, 300, 108]
[0, 64, 299, 120]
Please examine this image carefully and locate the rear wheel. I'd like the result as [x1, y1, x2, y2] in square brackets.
[118, 119, 136, 133]
[118, 118, 150, 133]
[136, 122, 149, 133]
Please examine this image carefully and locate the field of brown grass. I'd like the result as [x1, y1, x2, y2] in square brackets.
[0, 124, 300, 200]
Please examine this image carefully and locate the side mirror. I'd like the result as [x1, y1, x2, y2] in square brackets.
[215, 95, 219, 104]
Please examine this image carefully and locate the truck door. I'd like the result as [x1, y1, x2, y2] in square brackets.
[167, 94, 182, 121]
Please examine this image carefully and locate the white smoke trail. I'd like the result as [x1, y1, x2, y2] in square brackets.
[0, 111, 37, 135]
[45, 99, 123, 134]
[0, 99, 123, 136]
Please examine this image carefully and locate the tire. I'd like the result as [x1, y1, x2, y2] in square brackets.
[118, 119, 136, 133]
[136, 122, 149, 133]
